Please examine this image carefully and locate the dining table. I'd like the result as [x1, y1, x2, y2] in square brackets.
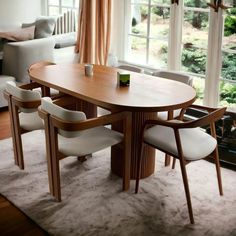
[29, 64, 196, 179]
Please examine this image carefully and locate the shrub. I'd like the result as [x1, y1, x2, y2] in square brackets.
[181, 48, 206, 74]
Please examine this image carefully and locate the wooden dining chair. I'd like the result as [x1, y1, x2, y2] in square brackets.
[117, 65, 144, 73]
[153, 70, 193, 166]
[38, 96, 131, 201]
[135, 105, 226, 224]
[153, 70, 193, 120]
[4, 81, 44, 169]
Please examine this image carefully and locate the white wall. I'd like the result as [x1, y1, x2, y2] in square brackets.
[0, 0, 43, 30]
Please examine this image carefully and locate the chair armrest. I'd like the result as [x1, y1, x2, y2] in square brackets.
[4, 90, 41, 109]
[144, 106, 226, 130]
[50, 111, 131, 132]
[188, 104, 218, 113]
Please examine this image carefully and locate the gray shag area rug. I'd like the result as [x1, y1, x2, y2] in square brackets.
[0, 130, 236, 236]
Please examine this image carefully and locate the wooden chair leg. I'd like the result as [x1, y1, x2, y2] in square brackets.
[51, 154, 61, 202]
[135, 143, 144, 194]
[164, 154, 171, 166]
[12, 106, 24, 169]
[123, 113, 131, 191]
[8, 98, 19, 166]
[213, 148, 223, 196]
[179, 159, 195, 224]
[172, 158, 176, 169]
[77, 156, 87, 162]
[50, 126, 61, 202]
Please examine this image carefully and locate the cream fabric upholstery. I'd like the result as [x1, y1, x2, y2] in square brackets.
[118, 65, 144, 73]
[0, 75, 15, 108]
[41, 97, 123, 156]
[41, 97, 86, 138]
[153, 70, 192, 120]
[153, 70, 192, 86]
[58, 127, 123, 157]
[6, 81, 41, 113]
[19, 112, 44, 131]
[144, 120, 217, 161]
[6, 81, 43, 131]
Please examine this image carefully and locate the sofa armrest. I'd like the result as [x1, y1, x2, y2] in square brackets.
[2, 38, 55, 84]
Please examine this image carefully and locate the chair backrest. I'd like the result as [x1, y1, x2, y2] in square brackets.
[6, 81, 41, 113]
[41, 97, 86, 138]
[186, 107, 226, 129]
[118, 65, 144, 73]
[153, 70, 193, 86]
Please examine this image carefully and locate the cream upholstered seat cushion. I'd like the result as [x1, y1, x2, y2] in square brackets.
[144, 120, 217, 161]
[58, 127, 123, 157]
[19, 112, 44, 131]
[41, 97, 123, 157]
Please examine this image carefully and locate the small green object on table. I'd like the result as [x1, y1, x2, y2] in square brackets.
[117, 72, 130, 86]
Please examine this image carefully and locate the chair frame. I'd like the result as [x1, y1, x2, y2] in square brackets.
[38, 96, 132, 202]
[3, 82, 42, 169]
[135, 104, 226, 224]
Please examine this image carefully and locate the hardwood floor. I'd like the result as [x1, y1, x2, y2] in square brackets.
[0, 108, 48, 236]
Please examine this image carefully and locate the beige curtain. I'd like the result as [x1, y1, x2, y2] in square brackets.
[75, 0, 112, 65]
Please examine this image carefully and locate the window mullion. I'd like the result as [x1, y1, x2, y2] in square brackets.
[146, 0, 152, 65]
[204, 5, 224, 107]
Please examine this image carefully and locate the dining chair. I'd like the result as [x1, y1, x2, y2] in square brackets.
[153, 70, 193, 120]
[4, 81, 44, 169]
[153, 70, 193, 166]
[28, 61, 58, 97]
[117, 65, 144, 73]
[38, 96, 131, 201]
[135, 105, 226, 224]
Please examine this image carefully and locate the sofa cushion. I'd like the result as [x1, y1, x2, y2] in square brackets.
[22, 17, 56, 39]
[53, 32, 76, 48]
[0, 26, 35, 41]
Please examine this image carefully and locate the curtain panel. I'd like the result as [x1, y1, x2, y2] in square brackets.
[204, 8, 223, 107]
[75, 0, 112, 65]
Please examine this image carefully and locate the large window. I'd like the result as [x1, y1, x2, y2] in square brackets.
[128, 0, 170, 67]
[220, 1, 236, 108]
[47, 0, 79, 16]
[124, 0, 236, 109]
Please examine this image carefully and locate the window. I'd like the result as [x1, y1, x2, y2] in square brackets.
[47, 0, 79, 16]
[220, 0, 236, 108]
[124, 0, 236, 110]
[127, 0, 170, 67]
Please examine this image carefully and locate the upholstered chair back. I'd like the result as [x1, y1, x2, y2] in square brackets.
[41, 97, 86, 138]
[153, 70, 193, 86]
[6, 81, 41, 113]
[118, 65, 144, 73]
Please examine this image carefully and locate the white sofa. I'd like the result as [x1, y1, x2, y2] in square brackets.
[2, 37, 77, 84]
[0, 11, 78, 108]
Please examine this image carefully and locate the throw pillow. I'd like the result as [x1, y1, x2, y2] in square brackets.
[22, 16, 56, 39]
[0, 26, 35, 41]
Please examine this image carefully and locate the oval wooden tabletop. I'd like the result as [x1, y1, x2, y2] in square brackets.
[30, 64, 196, 112]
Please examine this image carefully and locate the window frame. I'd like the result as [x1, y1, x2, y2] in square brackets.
[123, 0, 236, 109]
[46, 0, 79, 16]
